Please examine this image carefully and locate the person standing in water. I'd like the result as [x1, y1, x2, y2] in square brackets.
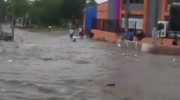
[48, 26, 51, 32]
[69, 27, 75, 40]
[79, 26, 84, 39]
[152, 27, 158, 45]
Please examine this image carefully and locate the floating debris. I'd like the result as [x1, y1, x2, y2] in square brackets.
[134, 54, 138, 57]
[8, 60, 13, 63]
[107, 83, 116, 87]
[171, 58, 176, 63]
[117, 43, 121, 47]
[40, 57, 53, 61]
[2, 50, 6, 52]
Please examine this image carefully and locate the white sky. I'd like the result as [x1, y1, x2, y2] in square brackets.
[95, 0, 107, 3]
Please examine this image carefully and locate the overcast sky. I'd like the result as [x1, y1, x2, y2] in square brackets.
[95, 0, 107, 3]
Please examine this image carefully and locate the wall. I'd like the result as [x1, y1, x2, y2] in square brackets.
[97, 2, 108, 19]
[120, 39, 180, 56]
[85, 6, 97, 30]
[92, 29, 119, 43]
[121, 0, 148, 33]
[122, 4, 144, 10]
[92, 0, 171, 43]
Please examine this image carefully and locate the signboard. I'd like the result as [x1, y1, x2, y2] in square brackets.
[121, 18, 143, 29]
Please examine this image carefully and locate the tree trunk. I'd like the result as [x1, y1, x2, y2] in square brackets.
[11, 19, 15, 41]
[124, 0, 130, 40]
[11, 2, 15, 41]
[0, 23, 2, 38]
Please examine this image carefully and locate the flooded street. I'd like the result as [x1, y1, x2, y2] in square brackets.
[0, 25, 180, 100]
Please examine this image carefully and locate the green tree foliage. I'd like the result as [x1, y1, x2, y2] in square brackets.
[4, 0, 97, 26]
[6, 0, 30, 19]
[86, 0, 97, 6]
[0, 0, 6, 22]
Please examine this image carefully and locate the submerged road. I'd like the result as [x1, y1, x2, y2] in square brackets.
[0, 25, 180, 100]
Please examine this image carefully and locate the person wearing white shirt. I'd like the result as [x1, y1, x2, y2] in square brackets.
[69, 28, 75, 39]
[78, 26, 84, 38]
[152, 27, 159, 45]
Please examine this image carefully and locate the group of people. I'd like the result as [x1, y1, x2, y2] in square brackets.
[69, 24, 94, 42]
[123, 29, 144, 42]
[126, 27, 178, 46]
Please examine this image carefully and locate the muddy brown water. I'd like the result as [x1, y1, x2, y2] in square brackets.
[0, 25, 180, 100]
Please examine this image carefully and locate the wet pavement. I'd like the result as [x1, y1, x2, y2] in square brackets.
[0, 25, 180, 100]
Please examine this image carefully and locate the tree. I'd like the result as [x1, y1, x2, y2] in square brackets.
[86, 0, 97, 6]
[60, 0, 85, 20]
[0, 0, 6, 36]
[0, 0, 6, 22]
[6, 0, 30, 40]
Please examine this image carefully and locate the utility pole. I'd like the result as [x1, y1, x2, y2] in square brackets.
[124, 0, 130, 40]
[0, 0, 5, 37]
[11, 0, 15, 41]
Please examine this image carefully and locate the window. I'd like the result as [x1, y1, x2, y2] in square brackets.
[167, 0, 180, 4]
[167, 0, 173, 4]
[123, 0, 143, 4]
[169, 5, 180, 31]
[173, 0, 180, 3]
[134, 0, 143, 3]
[130, 0, 134, 3]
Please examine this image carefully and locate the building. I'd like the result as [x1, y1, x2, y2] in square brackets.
[84, 0, 180, 43]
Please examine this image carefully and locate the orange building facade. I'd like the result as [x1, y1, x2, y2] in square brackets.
[92, 0, 176, 43]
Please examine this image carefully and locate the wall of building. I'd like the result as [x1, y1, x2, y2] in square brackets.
[85, 6, 97, 30]
[89, 0, 175, 43]
[97, 2, 108, 19]
[146, 0, 162, 36]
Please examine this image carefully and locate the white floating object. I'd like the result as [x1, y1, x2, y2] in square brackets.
[172, 58, 176, 61]
[134, 54, 138, 57]
[117, 43, 121, 47]
[8, 60, 13, 63]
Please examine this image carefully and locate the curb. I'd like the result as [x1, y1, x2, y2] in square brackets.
[119, 40, 180, 56]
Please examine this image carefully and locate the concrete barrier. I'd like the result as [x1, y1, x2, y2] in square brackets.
[119, 40, 180, 56]
[120, 40, 143, 52]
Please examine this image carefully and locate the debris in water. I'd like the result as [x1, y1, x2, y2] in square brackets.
[172, 58, 176, 61]
[107, 83, 116, 87]
[88, 79, 93, 82]
[134, 54, 138, 57]
[8, 60, 13, 63]
[117, 43, 121, 47]
[171, 58, 176, 62]
[40, 57, 53, 61]
[2, 50, 6, 52]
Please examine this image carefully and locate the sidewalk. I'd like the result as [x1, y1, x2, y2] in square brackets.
[141, 38, 173, 46]
[119, 38, 180, 56]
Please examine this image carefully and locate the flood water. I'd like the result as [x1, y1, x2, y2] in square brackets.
[0, 25, 180, 100]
